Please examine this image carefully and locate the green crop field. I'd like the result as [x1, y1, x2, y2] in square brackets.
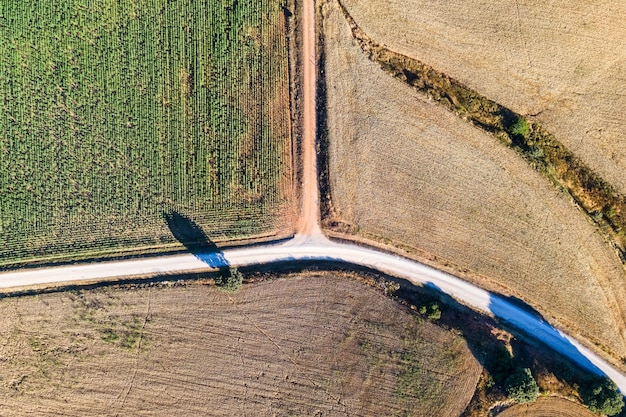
[0, 0, 294, 267]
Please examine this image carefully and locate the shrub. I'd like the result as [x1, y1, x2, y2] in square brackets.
[215, 267, 243, 292]
[580, 377, 624, 416]
[418, 302, 441, 320]
[508, 116, 530, 138]
[489, 345, 513, 385]
[504, 368, 539, 404]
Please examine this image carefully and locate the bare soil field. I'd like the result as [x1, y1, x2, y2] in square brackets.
[496, 396, 597, 417]
[320, 0, 626, 367]
[0, 273, 480, 416]
[339, 0, 626, 198]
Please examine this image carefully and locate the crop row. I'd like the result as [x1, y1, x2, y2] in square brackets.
[0, 0, 292, 266]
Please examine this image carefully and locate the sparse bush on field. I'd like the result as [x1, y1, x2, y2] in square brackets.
[418, 302, 441, 320]
[101, 329, 119, 344]
[504, 367, 539, 404]
[579, 376, 624, 416]
[215, 268, 244, 292]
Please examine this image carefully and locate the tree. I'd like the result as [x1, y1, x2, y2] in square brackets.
[504, 368, 539, 404]
[489, 345, 513, 385]
[215, 267, 243, 292]
[580, 377, 624, 416]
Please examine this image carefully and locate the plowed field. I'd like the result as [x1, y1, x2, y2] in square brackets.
[497, 397, 596, 417]
[0, 273, 480, 416]
[339, 0, 626, 198]
[321, 0, 626, 365]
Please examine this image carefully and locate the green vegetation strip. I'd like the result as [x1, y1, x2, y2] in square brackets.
[335, 0, 626, 262]
[0, 0, 292, 267]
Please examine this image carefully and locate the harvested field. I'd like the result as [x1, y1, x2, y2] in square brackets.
[339, 0, 626, 199]
[496, 396, 597, 417]
[320, 0, 626, 367]
[334, 1, 626, 257]
[0, 273, 481, 416]
[0, 0, 294, 268]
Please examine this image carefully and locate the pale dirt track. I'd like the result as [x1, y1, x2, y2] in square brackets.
[297, 0, 322, 237]
[0, 0, 626, 400]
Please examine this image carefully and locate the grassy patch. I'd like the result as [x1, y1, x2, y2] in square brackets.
[100, 329, 119, 344]
[393, 316, 466, 416]
[396, 341, 444, 407]
[72, 290, 147, 350]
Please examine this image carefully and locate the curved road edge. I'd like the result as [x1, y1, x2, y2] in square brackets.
[1, 235, 625, 393]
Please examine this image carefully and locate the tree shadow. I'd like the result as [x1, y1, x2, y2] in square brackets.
[162, 211, 229, 269]
[391, 278, 611, 388]
[405, 281, 516, 383]
[498, 293, 546, 322]
[486, 288, 603, 375]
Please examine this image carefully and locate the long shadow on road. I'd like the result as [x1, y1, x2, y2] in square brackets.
[418, 281, 603, 375]
[390, 278, 622, 401]
[485, 289, 602, 375]
[162, 211, 229, 269]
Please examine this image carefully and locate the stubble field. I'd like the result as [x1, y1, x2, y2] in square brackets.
[339, 0, 626, 197]
[496, 397, 597, 417]
[320, 0, 626, 367]
[0, 0, 294, 268]
[0, 273, 480, 416]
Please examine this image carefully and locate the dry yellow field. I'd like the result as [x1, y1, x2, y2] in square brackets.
[0, 273, 480, 416]
[496, 396, 597, 417]
[339, 0, 626, 196]
[321, 0, 626, 366]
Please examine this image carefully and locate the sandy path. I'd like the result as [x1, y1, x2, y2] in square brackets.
[297, 0, 322, 237]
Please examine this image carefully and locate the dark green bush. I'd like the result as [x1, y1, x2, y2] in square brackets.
[489, 345, 513, 385]
[504, 368, 539, 404]
[215, 267, 243, 292]
[580, 377, 624, 416]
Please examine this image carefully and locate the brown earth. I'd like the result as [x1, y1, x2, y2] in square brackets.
[0, 273, 480, 416]
[298, 0, 322, 235]
[338, 0, 626, 199]
[320, 0, 626, 367]
[496, 396, 597, 417]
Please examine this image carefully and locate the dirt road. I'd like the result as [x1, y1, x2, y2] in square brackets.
[297, 0, 322, 237]
[298, 0, 322, 237]
[2, 239, 626, 393]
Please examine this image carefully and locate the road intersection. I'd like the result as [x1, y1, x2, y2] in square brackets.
[1, 0, 625, 396]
